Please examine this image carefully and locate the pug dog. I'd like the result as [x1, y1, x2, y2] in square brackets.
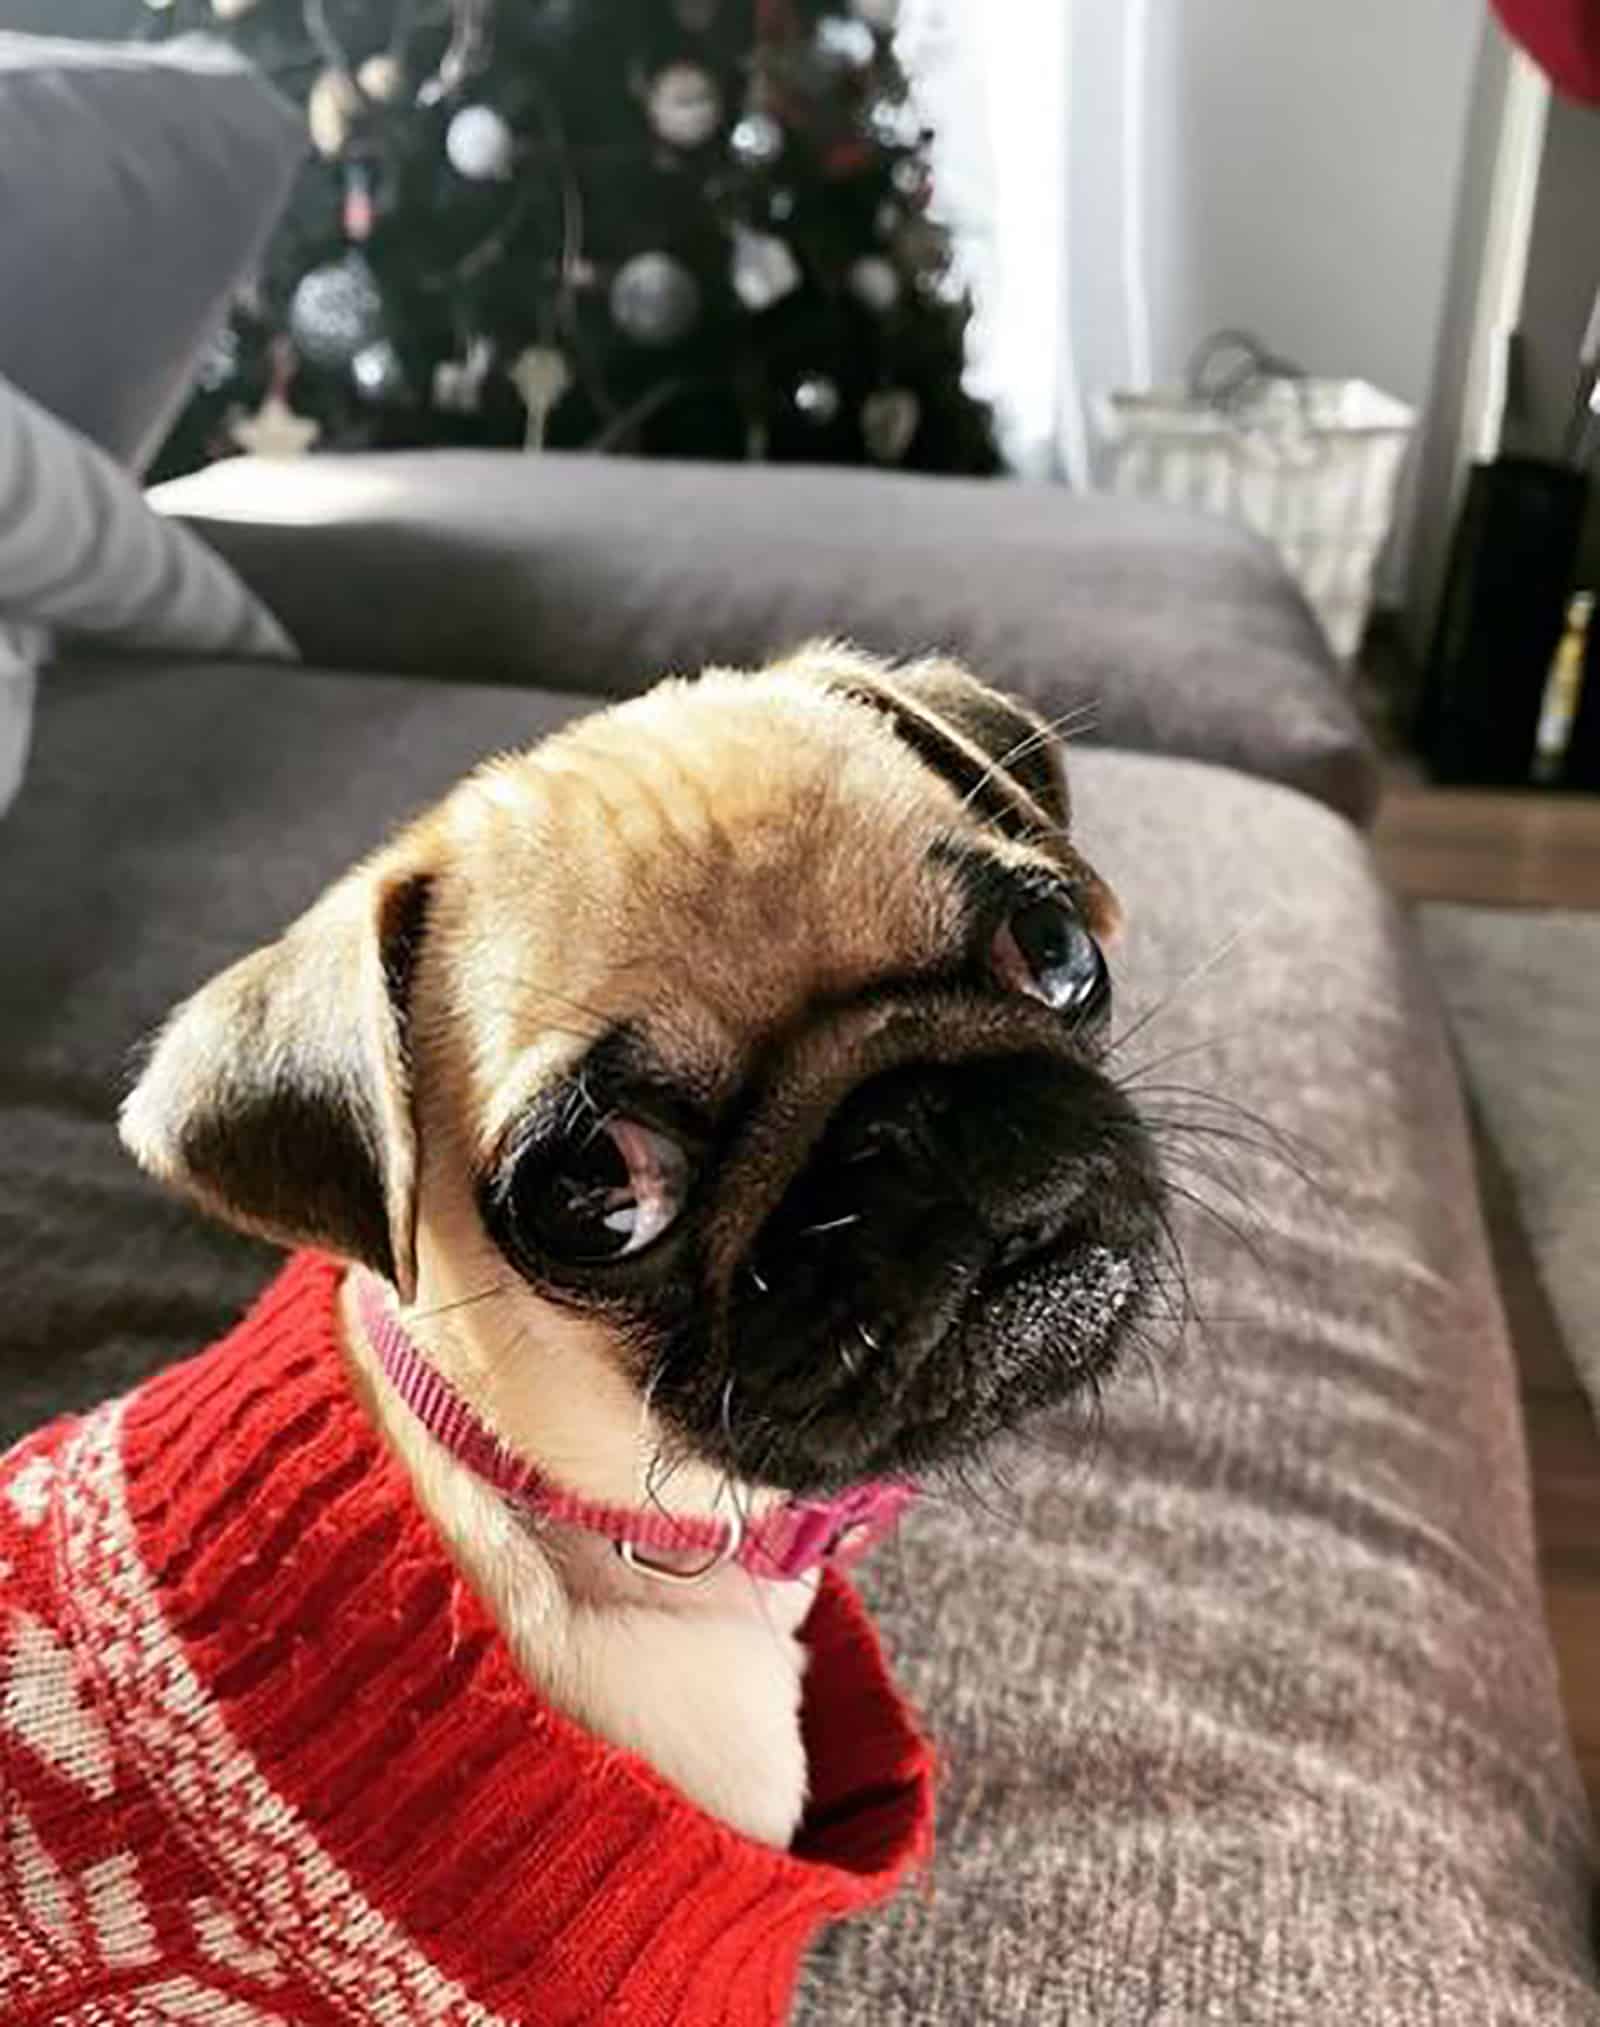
[115, 644, 1164, 1856]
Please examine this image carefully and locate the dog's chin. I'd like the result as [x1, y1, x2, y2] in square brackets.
[665, 1235, 1153, 1500]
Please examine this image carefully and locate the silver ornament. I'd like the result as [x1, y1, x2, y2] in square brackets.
[289, 255, 385, 370]
[768, 188, 796, 222]
[351, 340, 407, 402]
[847, 254, 901, 314]
[647, 63, 722, 149]
[862, 387, 920, 462]
[211, 0, 260, 18]
[610, 252, 702, 347]
[852, 0, 898, 25]
[793, 374, 841, 424]
[357, 52, 405, 103]
[307, 67, 361, 159]
[446, 103, 515, 180]
[729, 112, 784, 169]
[891, 158, 925, 198]
[729, 227, 801, 314]
[816, 17, 876, 67]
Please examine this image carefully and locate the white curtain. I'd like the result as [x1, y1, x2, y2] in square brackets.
[898, 0, 1156, 489]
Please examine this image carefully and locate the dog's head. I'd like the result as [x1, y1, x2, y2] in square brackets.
[122, 649, 1163, 1496]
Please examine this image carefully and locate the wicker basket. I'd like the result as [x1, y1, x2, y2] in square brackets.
[1096, 378, 1416, 663]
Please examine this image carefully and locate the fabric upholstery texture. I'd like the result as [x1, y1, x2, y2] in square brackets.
[152, 451, 1381, 823]
[0, 33, 303, 471]
[0, 656, 1590, 2021]
[1419, 904, 1600, 1414]
[0, 374, 295, 662]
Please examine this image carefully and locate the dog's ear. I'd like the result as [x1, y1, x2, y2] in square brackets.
[781, 644, 1118, 934]
[120, 854, 432, 1300]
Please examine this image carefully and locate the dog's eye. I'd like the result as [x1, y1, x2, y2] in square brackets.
[511, 1119, 690, 1263]
[990, 898, 1108, 1018]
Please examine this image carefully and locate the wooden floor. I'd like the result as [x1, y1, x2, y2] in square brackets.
[1373, 777, 1600, 1812]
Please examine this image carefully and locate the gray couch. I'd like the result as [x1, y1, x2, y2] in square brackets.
[2, 33, 1595, 2027]
[4, 496, 1596, 2021]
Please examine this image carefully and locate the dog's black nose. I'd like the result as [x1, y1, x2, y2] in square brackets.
[722, 1046, 1157, 1490]
[763, 1053, 1118, 1296]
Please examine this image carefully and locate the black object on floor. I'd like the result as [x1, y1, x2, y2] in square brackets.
[1561, 613, 1600, 791]
[1419, 457, 1588, 785]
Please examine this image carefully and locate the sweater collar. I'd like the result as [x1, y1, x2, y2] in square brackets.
[105, 1253, 935, 2024]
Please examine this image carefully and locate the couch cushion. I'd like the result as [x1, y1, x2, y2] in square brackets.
[0, 34, 303, 470]
[152, 451, 1381, 824]
[0, 657, 1589, 2019]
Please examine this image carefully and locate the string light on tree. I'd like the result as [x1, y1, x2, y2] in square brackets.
[729, 111, 784, 169]
[351, 339, 407, 402]
[793, 374, 841, 425]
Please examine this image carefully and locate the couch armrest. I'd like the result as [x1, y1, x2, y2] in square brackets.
[154, 450, 1381, 824]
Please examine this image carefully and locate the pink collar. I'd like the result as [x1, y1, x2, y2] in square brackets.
[355, 1273, 915, 1586]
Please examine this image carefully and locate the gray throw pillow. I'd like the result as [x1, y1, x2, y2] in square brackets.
[0, 373, 295, 663]
[0, 33, 303, 472]
[0, 622, 44, 818]
[0, 372, 296, 810]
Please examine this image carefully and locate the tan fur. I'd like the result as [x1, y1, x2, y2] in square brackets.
[120, 650, 1111, 1849]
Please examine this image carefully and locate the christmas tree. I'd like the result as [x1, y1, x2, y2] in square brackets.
[130, 0, 998, 480]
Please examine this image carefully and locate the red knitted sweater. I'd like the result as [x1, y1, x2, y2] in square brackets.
[0, 1253, 934, 2025]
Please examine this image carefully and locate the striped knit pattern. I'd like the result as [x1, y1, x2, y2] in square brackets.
[0, 618, 42, 814]
[0, 1254, 934, 2024]
[0, 372, 294, 660]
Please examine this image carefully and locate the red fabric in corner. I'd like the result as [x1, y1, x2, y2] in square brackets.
[1491, 0, 1600, 102]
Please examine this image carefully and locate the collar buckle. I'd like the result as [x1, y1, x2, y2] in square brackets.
[615, 1507, 746, 1586]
